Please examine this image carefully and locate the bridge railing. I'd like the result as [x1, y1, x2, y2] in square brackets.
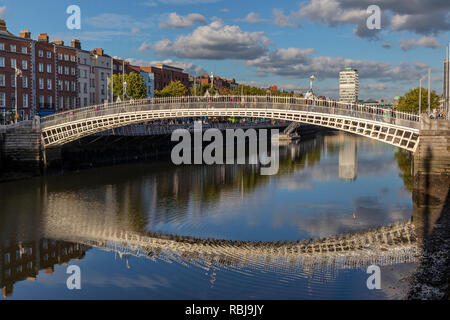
[40, 96, 421, 130]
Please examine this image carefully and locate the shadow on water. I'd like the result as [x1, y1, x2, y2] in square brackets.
[408, 146, 450, 299]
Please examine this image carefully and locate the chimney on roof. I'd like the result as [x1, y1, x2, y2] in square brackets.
[52, 39, 64, 46]
[71, 39, 81, 50]
[20, 29, 31, 39]
[0, 19, 6, 31]
[38, 33, 49, 43]
[93, 48, 104, 56]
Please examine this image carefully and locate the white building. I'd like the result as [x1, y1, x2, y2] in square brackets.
[76, 46, 95, 107]
[91, 48, 112, 104]
[339, 68, 359, 103]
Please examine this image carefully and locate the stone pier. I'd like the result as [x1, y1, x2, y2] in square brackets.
[0, 118, 43, 173]
[409, 117, 450, 300]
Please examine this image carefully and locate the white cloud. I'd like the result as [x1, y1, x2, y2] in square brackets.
[246, 47, 433, 82]
[236, 12, 266, 23]
[273, 9, 295, 27]
[150, 59, 207, 75]
[159, 12, 207, 28]
[124, 57, 206, 75]
[138, 41, 152, 52]
[293, 0, 450, 36]
[399, 36, 441, 51]
[0, 6, 6, 18]
[153, 19, 271, 60]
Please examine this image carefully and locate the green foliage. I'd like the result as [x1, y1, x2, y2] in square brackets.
[394, 150, 413, 192]
[397, 87, 440, 113]
[112, 73, 147, 101]
[155, 81, 188, 97]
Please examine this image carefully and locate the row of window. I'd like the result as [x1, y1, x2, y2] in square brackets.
[0, 92, 78, 109]
[113, 64, 123, 71]
[0, 42, 28, 54]
[0, 57, 28, 70]
[0, 73, 77, 92]
[0, 73, 28, 88]
[0, 92, 29, 108]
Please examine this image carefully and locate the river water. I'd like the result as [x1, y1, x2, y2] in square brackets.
[0, 131, 422, 299]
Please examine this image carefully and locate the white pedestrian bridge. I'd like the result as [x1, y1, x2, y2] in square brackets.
[39, 96, 421, 152]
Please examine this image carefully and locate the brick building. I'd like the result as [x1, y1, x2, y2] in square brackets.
[0, 20, 33, 122]
[54, 39, 78, 112]
[144, 64, 189, 91]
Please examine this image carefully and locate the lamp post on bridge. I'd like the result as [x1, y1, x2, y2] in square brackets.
[14, 67, 22, 124]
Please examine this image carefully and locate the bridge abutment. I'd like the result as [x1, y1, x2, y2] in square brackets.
[0, 119, 44, 174]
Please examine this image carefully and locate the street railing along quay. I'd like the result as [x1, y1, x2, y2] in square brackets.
[39, 96, 422, 130]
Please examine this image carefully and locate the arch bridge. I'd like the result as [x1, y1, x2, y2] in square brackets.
[39, 96, 421, 152]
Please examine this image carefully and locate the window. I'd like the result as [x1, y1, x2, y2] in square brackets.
[47, 79, 52, 90]
[66, 96, 70, 108]
[48, 96, 53, 108]
[22, 76, 28, 88]
[11, 75, 16, 88]
[11, 59, 16, 68]
[38, 63, 44, 73]
[0, 74, 4, 87]
[58, 66, 63, 74]
[72, 82, 76, 92]
[0, 92, 5, 106]
[65, 80, 69, 91]
[59, 97, 63, 109]
[4, 252, 10, 264]
[58, 53, 63, 60]
[39, 78, 44, 90]
[71, 67, 76, 76]
[47, 64, 52, 73]
[38, 50, 44, 57]
[72, 97, 76, 108]
[71, 55, 76, 62]
[39, 95, 44, 107]
[0, 57, 4, 67]
[83, 82, 87, 93]
[0, 43, 4, 51]
[23, 94, 28, 108]
[21, 46, 27, 54]
[64, 66, 69, 75]
[101, 72, 105, 81]
[64, 54, 69, 61]
[22, 60, 28, 70]
[113, 65, 117, 70]
[58, 80, 63, 91]
[119, 65, 122, 71]
[47, 51, 51, 59]
[10, 44, 16, 53]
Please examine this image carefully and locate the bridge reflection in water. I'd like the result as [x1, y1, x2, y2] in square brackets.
[0, 131, 448, 299]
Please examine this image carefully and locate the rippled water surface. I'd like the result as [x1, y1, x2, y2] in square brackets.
[0, 131, 421, 299]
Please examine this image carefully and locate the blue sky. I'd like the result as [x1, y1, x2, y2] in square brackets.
[0, 0, 449, 100]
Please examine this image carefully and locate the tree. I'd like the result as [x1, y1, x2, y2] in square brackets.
[112, 73, 147, 101]
[155, 81, 187, 97]
[397, 87, 440, 113]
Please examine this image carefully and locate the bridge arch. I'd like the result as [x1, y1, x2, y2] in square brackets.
[39, 96, 421, 152]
